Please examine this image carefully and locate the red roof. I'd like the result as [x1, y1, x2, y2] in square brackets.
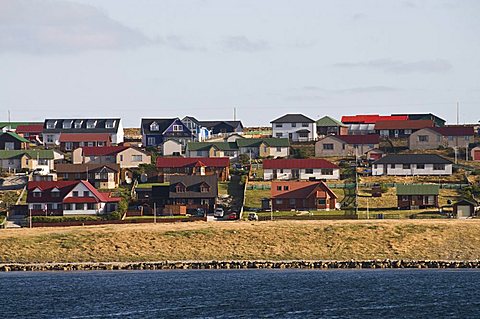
[334, 134, 380, 145]
[27, 180, 120, 203]
[263, 158, 338, 169]
[59, 133, 111, 143]
[15, 124, 44, 134]
[156, 157, 230, 168]
[430, 126, 475, 136]
[82, 146, 129, 156]
[342, 115, 408, 124]
[374, 120, 434, 130]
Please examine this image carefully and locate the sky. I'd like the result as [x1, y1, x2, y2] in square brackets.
[1, 0, 480, 127]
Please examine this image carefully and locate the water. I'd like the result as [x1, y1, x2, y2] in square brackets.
[1, 269, 479, 318]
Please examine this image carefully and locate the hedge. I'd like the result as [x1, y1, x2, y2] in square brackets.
[31, 216, 102, 223]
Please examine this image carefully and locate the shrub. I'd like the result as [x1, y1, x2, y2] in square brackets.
[103, 211, 123, 220]
[31, 216, 101, 223]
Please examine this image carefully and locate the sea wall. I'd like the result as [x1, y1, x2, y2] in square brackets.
[1, 260, 480, 272]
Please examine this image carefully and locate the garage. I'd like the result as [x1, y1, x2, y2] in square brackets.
[453, 199, 477, 219]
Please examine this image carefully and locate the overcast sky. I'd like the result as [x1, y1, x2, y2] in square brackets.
[1, 0, 479, 127]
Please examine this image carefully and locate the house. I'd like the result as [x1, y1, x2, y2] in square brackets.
[374, 120, 434, 138]
[236, 138, 290, 158]
[156, 157, 230, 182]
[454, 199, 477, 219]
[55, 163, 120, 189]
[26, 180, 120, 216]
[372, 154, 453, 176]
[392, 113, 446, 127]
[0, 132, 30, 150]
[72, 146, 151, 168]
[141, 118, 194, 153]
[186, 142, 239, 158]
[316, 116, 348, 137]
[42, 118, 123, 147]
[341, 114, 408, 135]
[271, 114, 317, 142]
[15, 124, 44, 144]
[162, 140, 183, 156]
[181, 116, 212, 141]
[396, 184, 439, 209]
[409, 127, 475, 150]
[151, 175, 218, 214]
[271, 181, 337, 211]
[263, 159, 340, 181]
[186, 138, 290, 159]
[471, 146, 480, 161]
[58, 133, 111, 152]
[198, 120, 243, 135]
[315, 135, 380, 157]
[0, 150, 56, 173]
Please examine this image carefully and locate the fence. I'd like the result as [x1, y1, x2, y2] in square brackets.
[247, 182, 470, 190]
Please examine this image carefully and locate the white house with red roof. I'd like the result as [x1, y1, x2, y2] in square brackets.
[263, 158, 340, 181]
[72, 146, 151, 168]
[26, 180, 120, 216]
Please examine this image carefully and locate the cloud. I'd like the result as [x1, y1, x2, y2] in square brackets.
[158, 36, 205, 51]
[0, 0, 152, 54]
[333, 58, 452, 74]
[302, 85, 399, 94]
[220, 36, 269, 52]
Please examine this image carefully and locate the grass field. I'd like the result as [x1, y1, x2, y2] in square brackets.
[1, 220, 480, 262]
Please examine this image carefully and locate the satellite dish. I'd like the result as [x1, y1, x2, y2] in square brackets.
[140, 173, 148, 183]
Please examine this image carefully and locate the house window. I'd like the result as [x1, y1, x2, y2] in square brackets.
[448, 136, 454, 141]
[64, 203, 72, 210]
[289, 199, 295, 205]
[4, 142, 14, 150]
[32, 204, 42, 210]
[74, 120, 83, 128]
[401, 196, 409, 201]
[87, 142, 94, 147]
[46, 121, 56, 129]
[276, 147, 282, 152]
[275, 199, 283, 204]
[132, 155, 143, 162]
[323, 144, 334, 150]
[86, 120, 97, 129]
[38, 159, 48, 165]
[402, 164, 411, 169]
[83, 191, 90, 197]
[75, 203, 85, 210]
[8, 159, 15, 165]
[150, 122, 159, 131]
[72, 191, 79, 197]
[51, 190, 60, 198]
[87, 203, 95, 210]
[417, 164, 425, 169]
[317, 199, 326, 205]
[98, 141, 105, 147]
[176, 185, 186, 193]
[275, 133, 283, 138]
[105, 120, 115, 129]
[433, 164, 445, 170]
[291, 123, 296, 127]
[46, 135, 54, 143]
[173, 125, 183, 132]
[277, 186, 282, 191]
[62, 121, 72, 129]
[404, 129, 412, 135]
[200, 199, 209, 205]
[200, 185, 210, 193]
[275, 124, 283, 128]
[302, 123, 309, 127]
[33, 190, 42, 198]
[465, 136, 470, 141]
[418, 135, 429, 142]
[390, 164, 397, 169]
[147, 137, 155, 146]
[65, 142, 73, 151]
[283, 186, 289, 190]
[305, 169, 314, 174]
[321, 169, 333, 175]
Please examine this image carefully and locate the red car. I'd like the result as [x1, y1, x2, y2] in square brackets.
[227, 212, 237, 220]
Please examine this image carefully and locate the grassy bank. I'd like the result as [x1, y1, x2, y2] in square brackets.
[1, 220, 480, 263]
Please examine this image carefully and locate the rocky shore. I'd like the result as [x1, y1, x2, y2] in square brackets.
[1, 260, 480, 272]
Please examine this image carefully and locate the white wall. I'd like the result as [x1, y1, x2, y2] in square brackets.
[372, 163, 453, 176]
[264, 168, 340, 180]
[272, 122, 316, 141]
[163, 140, 183, 156]
[268, 147, 289, 158]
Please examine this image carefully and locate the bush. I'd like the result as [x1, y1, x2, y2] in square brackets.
[31, 216, 101, 223]
[0, 215, 6, 225]
[103, 211, 123, 220]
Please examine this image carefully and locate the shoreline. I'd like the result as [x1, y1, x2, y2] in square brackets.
[2, 259, 480, 272]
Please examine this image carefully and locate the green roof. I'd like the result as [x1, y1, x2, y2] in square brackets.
[0, 131, 30, 143]
[0, 150, 54, 160]
[396, 184, 440, 196]
[237, 138, 290, 148]
[316, 116, 346, 127]
[187, 142, 238, 151]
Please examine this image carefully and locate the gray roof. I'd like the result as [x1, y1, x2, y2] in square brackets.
[396, 184, 440, 196]
[271, 114, 314, 123]
[169, 175, 218, 199]
[373, 154, 453, 165]
[43, 118, 121, 133]
[141, 118, 177, 135]
[198, 121, 243, 130]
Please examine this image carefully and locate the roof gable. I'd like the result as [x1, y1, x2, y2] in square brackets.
[316, 116, 346, 127]
[271, 114, 314, 123]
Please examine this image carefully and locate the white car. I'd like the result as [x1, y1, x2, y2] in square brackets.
[214, 207, 224, 218]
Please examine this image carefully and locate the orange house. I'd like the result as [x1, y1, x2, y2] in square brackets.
[271, 181, 337, 211]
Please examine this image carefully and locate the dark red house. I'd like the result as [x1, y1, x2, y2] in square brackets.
[271, 181, 337, 211]
[156, 157, 230, 182]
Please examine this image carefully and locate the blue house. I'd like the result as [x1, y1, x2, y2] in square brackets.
[141, 118, 194, 152]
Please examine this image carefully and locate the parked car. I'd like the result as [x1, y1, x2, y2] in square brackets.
[227, 212, 237, 220]
[248, 212, 259, 221]
[192, 208, 205, 217]
[214, 207, 224, 218]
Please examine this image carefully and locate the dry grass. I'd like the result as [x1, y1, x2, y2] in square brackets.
[1, 220, 480, 262]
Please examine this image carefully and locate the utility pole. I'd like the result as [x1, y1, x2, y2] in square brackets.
[454, 147, 458, 164]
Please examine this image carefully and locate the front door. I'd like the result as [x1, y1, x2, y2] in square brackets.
[292, 169, 299, 179]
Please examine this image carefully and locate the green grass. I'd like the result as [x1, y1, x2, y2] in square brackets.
[136, 182, 169, 189]
[218, 182, 229, 196]
[244, 188, 270, 208]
